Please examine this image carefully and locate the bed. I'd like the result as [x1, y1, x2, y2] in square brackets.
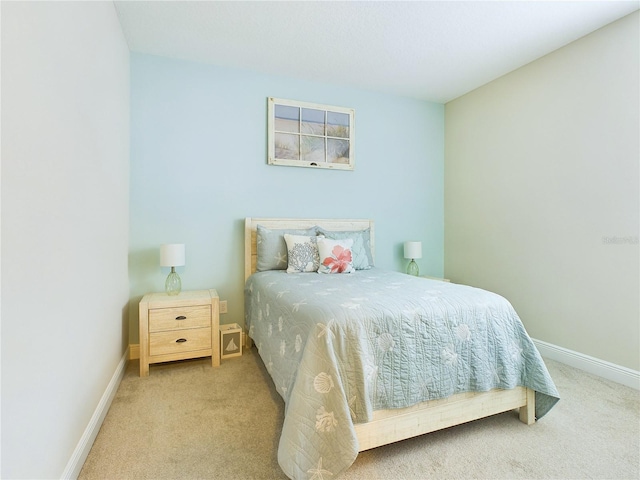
[244, 217, 559, 479]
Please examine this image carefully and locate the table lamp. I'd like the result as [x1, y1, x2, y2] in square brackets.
[160, 244, 185, 295]
[404, 241, 422, 276]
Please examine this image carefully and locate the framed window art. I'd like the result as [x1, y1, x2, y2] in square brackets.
[267, 97, 355, 171]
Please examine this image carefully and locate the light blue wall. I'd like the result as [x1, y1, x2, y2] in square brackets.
[129, 53, 444, 342]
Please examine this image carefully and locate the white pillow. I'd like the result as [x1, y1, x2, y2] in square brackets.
[317, 237, 355, 274]
[284, 234, 320, 273]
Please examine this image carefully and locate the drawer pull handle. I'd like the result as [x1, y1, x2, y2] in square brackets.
[176, 338, 187, 343]
[175, 316, 187, 320]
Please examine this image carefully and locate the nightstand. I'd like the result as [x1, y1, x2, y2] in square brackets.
[139, 289, 220, 376]
[421, 276, 451, 282]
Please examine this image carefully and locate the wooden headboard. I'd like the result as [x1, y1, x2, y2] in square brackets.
[244, 217, 375, 281]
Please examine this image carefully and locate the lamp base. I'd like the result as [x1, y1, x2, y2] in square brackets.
[406, 259, 419, 276]
[165, 267, 182, 296]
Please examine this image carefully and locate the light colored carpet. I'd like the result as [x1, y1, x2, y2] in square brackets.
[79, 348, 639, 479]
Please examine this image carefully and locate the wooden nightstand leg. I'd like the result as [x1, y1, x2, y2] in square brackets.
[139, 299, 150, 377]
[210, 289, 220, 367]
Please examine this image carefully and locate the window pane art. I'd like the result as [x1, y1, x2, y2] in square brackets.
[327, 111, 350, 138]
[274, 105, 300, 133]
[268, 97, 355, 170]
[275, 133, 300, 160]
[327, 138, 350, 164]
[301, 136, 325, 163]
[301, 108, 325, 135]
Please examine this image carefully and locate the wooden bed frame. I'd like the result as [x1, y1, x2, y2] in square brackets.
[244, 217, 535, 452]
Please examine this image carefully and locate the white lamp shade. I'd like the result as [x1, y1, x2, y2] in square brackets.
[404, 241, 422, 259]
[160, 244, 185, 267]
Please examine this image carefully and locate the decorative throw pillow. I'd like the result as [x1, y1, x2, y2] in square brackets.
[256, 225, 317, 271]
[284, 234, 320, 273]
[317, 237, 355, 274]
[316, 227, 373, 270]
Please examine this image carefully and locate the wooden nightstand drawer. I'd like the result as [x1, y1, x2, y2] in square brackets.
[149, 305, 211, 332]
[149, 327, 212, 357]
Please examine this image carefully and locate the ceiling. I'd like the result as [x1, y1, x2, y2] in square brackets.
[114, 1, 639, 103]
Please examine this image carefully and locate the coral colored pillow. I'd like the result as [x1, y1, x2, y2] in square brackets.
[317, 237, 355, 274]
[316, 227, 373, 270]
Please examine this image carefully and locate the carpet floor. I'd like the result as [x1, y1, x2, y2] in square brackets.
[79, 348, 639, 479]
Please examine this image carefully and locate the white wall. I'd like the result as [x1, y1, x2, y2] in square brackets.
[1, 2, 130, 477]
[445, 12, 639, 370]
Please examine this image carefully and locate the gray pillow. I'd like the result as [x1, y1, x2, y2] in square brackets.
[316, 227, 374, 270]
[256, 225, 317, 271]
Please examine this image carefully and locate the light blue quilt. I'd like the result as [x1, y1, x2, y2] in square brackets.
[245, 269, 559, 479]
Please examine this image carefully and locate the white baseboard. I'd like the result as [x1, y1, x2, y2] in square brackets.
[533, 338, 640, 390]
[61, 347, 129, 479]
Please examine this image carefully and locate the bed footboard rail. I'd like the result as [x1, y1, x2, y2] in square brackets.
[355, 387, 535, 452]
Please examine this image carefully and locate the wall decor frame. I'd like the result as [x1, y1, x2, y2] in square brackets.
[267, 97, 355, 170]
